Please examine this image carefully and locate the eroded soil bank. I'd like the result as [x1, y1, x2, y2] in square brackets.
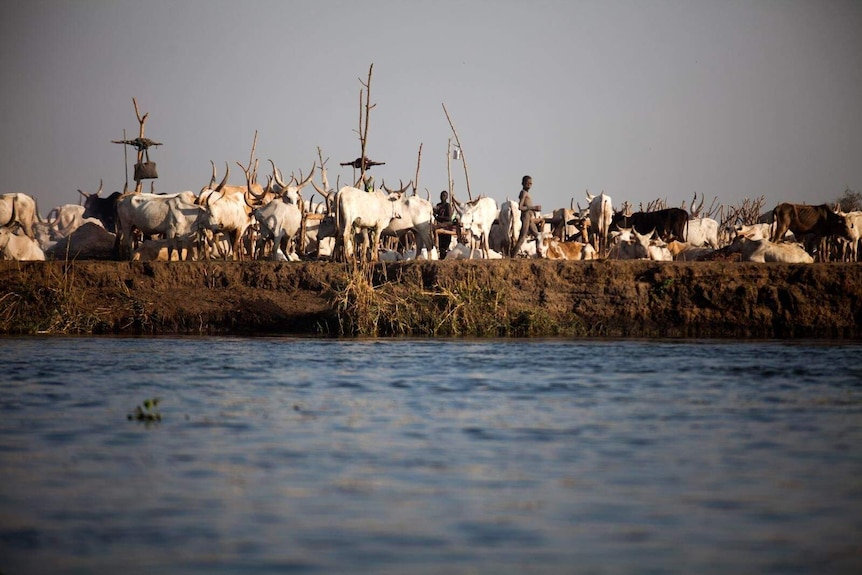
[1, 260, 860, 338]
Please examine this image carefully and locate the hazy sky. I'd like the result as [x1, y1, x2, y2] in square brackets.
[2, 0, 861, 217]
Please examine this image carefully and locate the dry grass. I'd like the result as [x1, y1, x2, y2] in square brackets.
[330, 264, 586, 337]
[0, 263, 109, 334]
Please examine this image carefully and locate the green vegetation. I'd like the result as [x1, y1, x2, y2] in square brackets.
[128, 397, 162, 422]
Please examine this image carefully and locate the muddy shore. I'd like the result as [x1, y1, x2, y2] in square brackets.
[1, 260, 860, 338]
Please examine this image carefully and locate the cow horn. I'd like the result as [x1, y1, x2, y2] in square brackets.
[264, 174, 275, 194]
[213, 162, 229, 193]
[269, 159, 287, 189]
[208, 160, 217, 188]
[294, 163, 316, 190]
[380, 180, 413, 194]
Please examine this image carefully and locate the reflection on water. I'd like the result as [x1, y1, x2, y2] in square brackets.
[1, 337, 861, 574]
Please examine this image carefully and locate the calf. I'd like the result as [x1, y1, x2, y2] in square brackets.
[539, 237, 596, 260]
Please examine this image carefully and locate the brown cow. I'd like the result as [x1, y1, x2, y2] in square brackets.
[539, 237, 597, 260]
[770, 203, 850, 261]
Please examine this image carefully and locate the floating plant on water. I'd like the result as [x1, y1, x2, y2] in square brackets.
[128, 397, 162, 422]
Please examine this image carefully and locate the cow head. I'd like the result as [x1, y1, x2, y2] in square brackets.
[830, 210, 852, 239]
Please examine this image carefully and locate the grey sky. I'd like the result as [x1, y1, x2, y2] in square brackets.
[2, 0, 860, 217]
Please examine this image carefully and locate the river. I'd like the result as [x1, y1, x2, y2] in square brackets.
[1, 337, 861, 574]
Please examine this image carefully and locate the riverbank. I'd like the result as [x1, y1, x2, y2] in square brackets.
[1, 260, 860, 338]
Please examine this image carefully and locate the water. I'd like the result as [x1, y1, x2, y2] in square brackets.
[1, 337, 861, 574]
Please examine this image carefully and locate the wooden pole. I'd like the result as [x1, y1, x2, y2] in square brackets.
[122, 129, 129, 193]
[442, 102, 472, 201]
[132, 98, 148, 192]
[357, 64, 375, 188]
[248, 130, 258, 176]
[413, 142, 422, 196]
[446, 138, 454, 199]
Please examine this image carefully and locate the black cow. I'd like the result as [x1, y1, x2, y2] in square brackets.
[771, 203, 850, 260]
[78, 183, 121, 233]
[610, 207, 689, 242]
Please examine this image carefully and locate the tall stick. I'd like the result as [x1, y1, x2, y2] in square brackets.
[132, 98, 148, 192]
[413, 142, 422, 196]
[358, 64, 375, 186]
[248, 130, 258, 176]
[442, 102, 472, 201]
[122, 129, 129, 193]
[447, 138, 454, 199]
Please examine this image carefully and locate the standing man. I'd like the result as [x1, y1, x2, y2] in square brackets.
[511, 175, 542, 256]
[434, 190, 455, 258]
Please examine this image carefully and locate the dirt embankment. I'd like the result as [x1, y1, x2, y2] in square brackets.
[1, 260, 860, 338]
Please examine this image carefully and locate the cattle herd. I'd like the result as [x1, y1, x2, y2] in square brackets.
[0, 164, 859, 265]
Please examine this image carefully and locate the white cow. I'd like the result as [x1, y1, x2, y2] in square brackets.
[381, 194, 435, 258]
[0, 227, 46, 260]
[116, 191, 203, 260]
[443, 242, 504, 260]
[252, 198, 303, 260]
[837, 210, 862, 262]
[733, 223, 772, 241]
[46, 204, 84, 237]
[609, 227, 650, 260]
[685, 217, 720, 248]
[304, 214, 336, 259]
[334, 186, 403, 263]
[587, 190, 613, 255]
[199, 188, 255, 260]
[727, 235, 814, 263]
[455, 196, 498, 259]
[647, 238, 674, 261]
[0, 193, 42, 240]
[495, 200, 521, 256]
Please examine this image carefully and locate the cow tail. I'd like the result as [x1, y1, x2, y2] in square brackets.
[333, 190, 343, 262]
